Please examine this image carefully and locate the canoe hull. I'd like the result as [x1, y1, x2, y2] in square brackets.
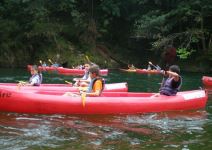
[119, 69, 136, 72]
[27, 65, 108, 76]
[136, 69, 160, 74]
[0, 82, 128, 92]
[202, 76, 212, 87]
[0, 89, 208, 115]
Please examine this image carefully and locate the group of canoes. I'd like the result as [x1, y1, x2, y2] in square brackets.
[27, 65, 108, 76]
[0, 64, 211, 115]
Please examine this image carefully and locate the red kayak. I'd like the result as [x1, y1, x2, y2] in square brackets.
[0, 88, 207, 115]
[0, 82, 128, 93]
[57, 67, 108, 76]
[136, 69, 160, 74]
[119, 69, 136, 73]
[27, 65, 59, 72]
[27, 65, 108, 76]
[202, 76, 212, 87]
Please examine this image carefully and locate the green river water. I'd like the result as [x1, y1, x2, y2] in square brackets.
[0, 68, 212, 150]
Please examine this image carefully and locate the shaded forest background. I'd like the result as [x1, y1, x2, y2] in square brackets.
[0, 0, 211, 72]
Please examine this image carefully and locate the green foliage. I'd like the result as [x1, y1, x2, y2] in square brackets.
[133, 0, 212, 61]
[0, 0, 211, 67]
[177, 48, 195, 59]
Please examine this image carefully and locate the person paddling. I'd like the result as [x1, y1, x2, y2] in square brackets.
[159, 65, 182, 96]
[83, 65, 104, 96]
[64, 65, 104, 97]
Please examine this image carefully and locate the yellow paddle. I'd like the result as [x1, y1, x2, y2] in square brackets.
[39, 60, 43, 65]
[65, 80, 72, 84]
[85, 55, 98, 66]
[48, 59, 54, 65]
[148, 61, 158, 70]
[17, 81, 27, 90]
[18, 81, 27, 85]
[85, 55, 90, 63]
[81, 92, 86, 107]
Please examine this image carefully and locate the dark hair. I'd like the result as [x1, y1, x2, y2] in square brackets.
[169, 65, 180, 74]
[89, 65, 100, 76]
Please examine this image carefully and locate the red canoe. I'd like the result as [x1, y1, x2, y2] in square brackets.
[202, 76, 212, 87]
[136, 69, 160, 74]
[0, 82, 128, 93]
[27, 65, 59, 72]
[119, 69, 136, 73]
[27, 65, 108, 76]
[0, 88, 207, 115]
[57, 67, 108, 76]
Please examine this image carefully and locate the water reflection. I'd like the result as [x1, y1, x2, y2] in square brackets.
[0, 110, 209, 149]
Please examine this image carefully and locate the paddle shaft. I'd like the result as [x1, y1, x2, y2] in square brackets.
[149, 63, 157, 69]
[48, 59, 54, 65]
[149, 62, 161, 70]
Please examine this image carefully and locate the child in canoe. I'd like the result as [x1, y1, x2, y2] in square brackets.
[64, 65, 104, 97]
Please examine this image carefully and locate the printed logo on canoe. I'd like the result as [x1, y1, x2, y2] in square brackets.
[182, 91, 205, 100]
[0, 91, 12, 98]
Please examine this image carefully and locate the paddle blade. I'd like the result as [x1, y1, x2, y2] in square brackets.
[48, 59, 53, 64]
[18, 81, 27, 84]
[85, 55, 90, 62]
[65, 80, 72, 84]
[81, 93, 86, 107]
[148, 61, 153, 65]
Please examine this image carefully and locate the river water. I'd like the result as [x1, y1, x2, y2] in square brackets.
[0, 68, 212, 150]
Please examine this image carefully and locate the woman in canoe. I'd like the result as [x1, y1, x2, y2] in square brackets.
[19, 65, 42, 86]
[73, 63, 91, 87]
[64, 65, 104, 97]
[159, 65, 182, 96]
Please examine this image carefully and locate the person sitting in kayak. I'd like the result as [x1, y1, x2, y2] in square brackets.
[18, 65, 42, 86]
[82, 65, 104, 96]
[41, 61, 47, 67]
[28, 65, 42, 86]
[51, 62, 59, 67]
[128, 64, 136, 70]
[73, 63, 91, 87]
[159, 65, 182, 96]
[64, 65, 104, 97]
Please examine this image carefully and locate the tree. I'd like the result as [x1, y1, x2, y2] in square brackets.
[133, 0, 212, 60]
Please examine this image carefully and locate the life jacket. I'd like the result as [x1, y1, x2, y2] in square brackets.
[29, 73, 42, 86]
[87, 77, 105, 95]
[159, 76, 182, 96]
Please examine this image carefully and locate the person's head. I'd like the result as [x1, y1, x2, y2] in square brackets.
[30, 65, 39, 75]
[169, 65, 180, 74]
[89, 65, 100, 79]
[84, 63, 90, 71]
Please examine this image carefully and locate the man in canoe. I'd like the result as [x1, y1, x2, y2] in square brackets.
[73, 63, 91, 87]
[18, 65, 42, 86]
[64, 65, 104, 97]
[159, 65, 182, 96]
